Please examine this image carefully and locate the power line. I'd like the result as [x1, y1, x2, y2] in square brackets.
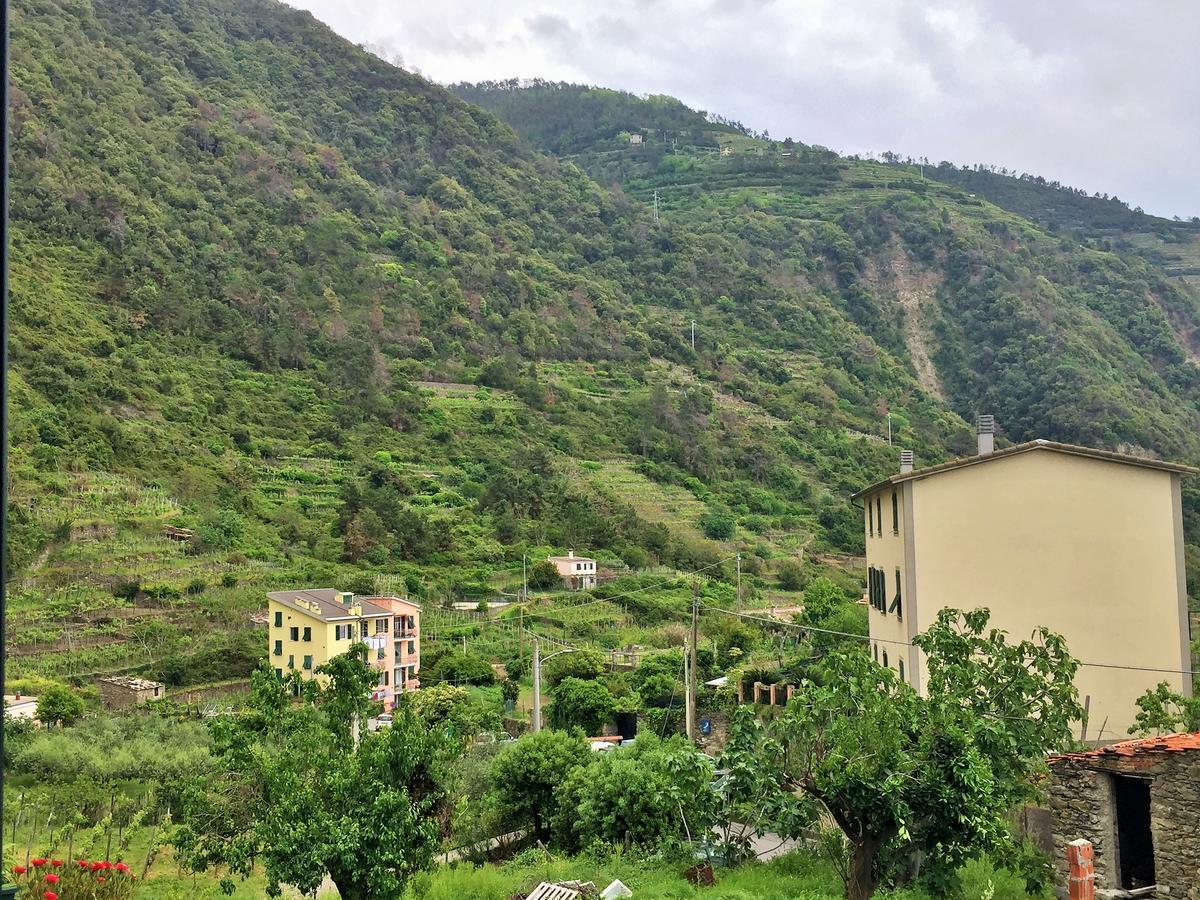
[698, 603, 1199, 678]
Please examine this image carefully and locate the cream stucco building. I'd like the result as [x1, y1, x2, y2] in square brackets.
[853, 425, 1194, 741]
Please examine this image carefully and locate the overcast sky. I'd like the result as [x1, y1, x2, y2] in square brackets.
[290, 0, 1199, 219]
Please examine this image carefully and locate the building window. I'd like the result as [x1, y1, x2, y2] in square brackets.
[890, 569, 902, 620]
[891, 490, 898, 534]
[360, 621, 368, 638]
[408, 641, 415, 655]
[274, 611, 282, 627]
[273, 640, 282, 656]
[303, 655, 313, 670]
[289, 626, 299, 641]
[873, 643, 878, 662]
[302, 627, 311, 642]
[275, 668, 283, 679]
[382, 671, 389, 686]
[875, 496, 882, 537]
[868, 500, 874, 537]
[898, 660, 905, 682]
[882, 649, 889, 667]
[375, 618, 388, 634]
[287, 654, 294, 669]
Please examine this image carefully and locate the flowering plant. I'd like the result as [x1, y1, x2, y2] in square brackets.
[11, 858, 134, 899]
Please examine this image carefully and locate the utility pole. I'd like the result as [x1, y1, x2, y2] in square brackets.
[687, 582, 699, 742]
[690, 319, 696, 351]
[532, 639, 542, 732]
[683, 636, 693, 741]
[736, 553, 742, 611]
[653, 189, 659, 224]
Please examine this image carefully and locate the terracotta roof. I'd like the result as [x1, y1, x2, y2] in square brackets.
[852, 439, 1198, 500]
[1050, 731, 1200, 762]
[266, 588, 389, 621]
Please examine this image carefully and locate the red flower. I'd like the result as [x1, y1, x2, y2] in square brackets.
[97, 876, 106, 883]
[44, 892, 58, 900]
[12, 865, 26, 875]
[31, 859, 47, 867]
[77, 860, 90, 868]
[50, 860, 63, 867]
[91, 862, 104, 871]
[44, 874, 59, 885]
[115, 862, 130, 872]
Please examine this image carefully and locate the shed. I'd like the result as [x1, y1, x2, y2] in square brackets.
[99, 675, 165, 710]
[1048, 732, 1200, 895]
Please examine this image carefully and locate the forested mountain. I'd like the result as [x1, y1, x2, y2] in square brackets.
[7, 0, 1200, 683]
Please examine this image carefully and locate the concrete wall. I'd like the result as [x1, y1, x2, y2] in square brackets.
[1049, 751, 1200, 895]
[904, 450, 1188, 738]
[863, 481, 916, 685]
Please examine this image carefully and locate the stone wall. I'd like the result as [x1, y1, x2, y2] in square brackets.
[1147, 752, 1200, 897]
[1049, 750, 1200, 897]
[1048, 764, 1116, 891]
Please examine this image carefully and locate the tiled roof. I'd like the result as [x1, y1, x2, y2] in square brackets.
[267, 588, 389, 621]
[852, 439, 1198, 500]
[1050, 732, 1200, 762]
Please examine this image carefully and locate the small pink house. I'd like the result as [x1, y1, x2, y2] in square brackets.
[547, 550, 597, 590]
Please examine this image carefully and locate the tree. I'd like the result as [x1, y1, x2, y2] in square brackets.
[409, 682, 498, 741]
[553, 735, 716, 852]
[36, 684, 85, 726]
[173, 654, 454, 900]
[527, 559, 561, 590]
[543, 648, 606, 688]
[777, 559, 805, 591]
[547, 677, 615, 734]
[1129, 680, 1200, 735]
[761, 608, 1080, 899]
[491, 729, 590, 841]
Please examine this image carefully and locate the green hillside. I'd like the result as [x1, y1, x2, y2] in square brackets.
[7, 1, 1200, 689]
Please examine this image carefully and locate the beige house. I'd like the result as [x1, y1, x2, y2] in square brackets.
[548, 550, 597, 590]
[853, 420, 1194, 740]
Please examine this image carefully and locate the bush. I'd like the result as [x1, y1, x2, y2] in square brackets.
[186, 577, 207, 595]
[424, 649, 496, 686]
[547, 677, 614, 734]
[36, 684, 85, 726]
[527, 559, 561, 590]
[220, 572, 239, 588]
[543, 649, 606, 688]
[491, 729, 591, 841]
[699, 510, 736, 540]
[778, 559, 806, 591]
[552, 734, 716, 852]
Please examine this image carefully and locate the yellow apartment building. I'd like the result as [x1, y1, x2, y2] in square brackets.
[267, 588, 397, 706]
[853, 421, 1195, 741]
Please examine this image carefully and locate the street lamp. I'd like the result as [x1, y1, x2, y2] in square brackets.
[531, 640, 580, 732]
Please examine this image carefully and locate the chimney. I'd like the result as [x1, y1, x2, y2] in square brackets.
[977, 415, 995, 456]
[899, 450, 914, 474]
[568, 549, 574, 559]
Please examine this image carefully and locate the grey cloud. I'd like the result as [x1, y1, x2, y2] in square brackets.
[290, 0, 1199, 217]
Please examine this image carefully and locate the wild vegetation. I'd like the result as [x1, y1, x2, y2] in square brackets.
[6, 1, 1200, 897]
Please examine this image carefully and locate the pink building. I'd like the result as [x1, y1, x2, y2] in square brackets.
[365, 595, 422, 701]
[547, 550, 597, 590]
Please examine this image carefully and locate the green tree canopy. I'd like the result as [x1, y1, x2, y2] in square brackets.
[1129, 680, 1200, 735]
[173, 653, 456, 900]
[36, 684, 85, 727]
[490, 729, 591, 841]
[741, 608, 1080, 900]
[547, 677, 615, 734]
